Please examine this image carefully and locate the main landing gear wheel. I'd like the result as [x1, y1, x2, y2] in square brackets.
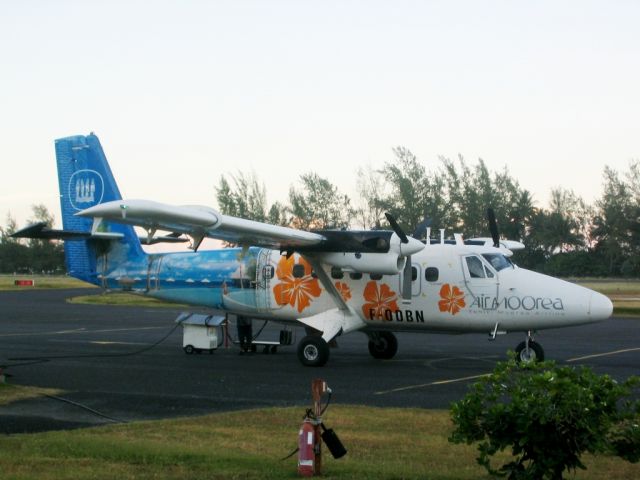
[297, 335, 330, 367]
[368, 332, 398, 360]
[515, 340, 544, 363]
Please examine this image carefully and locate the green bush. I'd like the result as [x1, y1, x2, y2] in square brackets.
[449, 356, 640, 479]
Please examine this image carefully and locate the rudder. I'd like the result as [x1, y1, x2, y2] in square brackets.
[56, 133, 143, 283]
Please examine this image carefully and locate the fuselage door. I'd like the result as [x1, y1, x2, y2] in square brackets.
[255, 248, 274, 311]
[397, 264, 422, 299]
[147, 254, 163, 291]
[411, 264, 422, 297]
[462, 254, 499, 308]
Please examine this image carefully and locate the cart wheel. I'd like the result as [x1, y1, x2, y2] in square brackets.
[271, 346, 278, 354]
[184, 345, 194, 355]
[251, 344, 257, 353]
[263, 346, 269, 354]
[209, 349, 214, 355]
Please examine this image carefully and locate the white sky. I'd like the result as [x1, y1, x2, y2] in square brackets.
[1, 0, 639, 228]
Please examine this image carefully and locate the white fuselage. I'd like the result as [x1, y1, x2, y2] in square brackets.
[215, 243, 612, 335]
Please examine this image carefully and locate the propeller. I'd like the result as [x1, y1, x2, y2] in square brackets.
[486, 208, 500, 248]
[385, 212, 409, 244]
[385, 212, 413, 303]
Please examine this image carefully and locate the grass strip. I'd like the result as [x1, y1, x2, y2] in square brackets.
[0, 275, 94, 291]
[0, 405, 638, 479]
[67, 293, 188, 309]
[0, 384, 63, 406]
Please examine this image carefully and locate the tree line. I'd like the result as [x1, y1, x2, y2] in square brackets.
[0, 205, 65, 274]
[1, 150, 638, 277]
[215, 148, 639, 277]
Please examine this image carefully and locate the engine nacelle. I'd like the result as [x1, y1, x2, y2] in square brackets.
[317, 252, 406, 275]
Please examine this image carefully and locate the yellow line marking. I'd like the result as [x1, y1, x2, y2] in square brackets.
[84, 327, 167, 334]
[0, 326, 166, 338]
[0, 328, 87, 337]
[374, 373, 489, 395]
[567, 347, 640, 362]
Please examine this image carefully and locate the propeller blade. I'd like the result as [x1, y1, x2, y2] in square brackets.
[487, 208, 500, 248]
[385, 212, 409, 244]
[402, 255, 412, 302]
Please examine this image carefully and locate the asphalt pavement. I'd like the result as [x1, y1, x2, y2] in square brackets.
[1, 288, 639, 434]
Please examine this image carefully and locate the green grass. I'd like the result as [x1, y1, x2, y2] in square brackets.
[573, 280, 640, 316]
[67, 292, 187, 309]
[572, 279, 640, 296]
[0, 383, 63, 406]
[0, 275, 94, 291]
[0, 405, 637, 479]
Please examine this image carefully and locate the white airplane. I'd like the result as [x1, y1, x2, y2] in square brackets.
[15, 134, 613, 366]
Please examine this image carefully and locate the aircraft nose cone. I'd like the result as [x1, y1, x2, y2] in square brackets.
[589, 292, 613, 321]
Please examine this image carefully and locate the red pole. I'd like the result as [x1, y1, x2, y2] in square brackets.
[311, 379, 327, 475]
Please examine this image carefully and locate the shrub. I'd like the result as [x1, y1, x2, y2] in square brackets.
[449, 356, 640, 479]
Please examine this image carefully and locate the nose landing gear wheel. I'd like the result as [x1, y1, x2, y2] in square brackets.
[515, 340, 544, 363]
[367, 332, 398, 360]
[297, 335, 330, 367]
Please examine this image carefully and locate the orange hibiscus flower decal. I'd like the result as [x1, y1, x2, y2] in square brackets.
[335, 281, 351, 302]
[438, 284, 466, 315]
[362, 281, 399, 320]
[273, 255, 322, 313]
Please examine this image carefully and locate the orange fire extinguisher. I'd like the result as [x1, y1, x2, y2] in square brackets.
[298, 417, 316, 477]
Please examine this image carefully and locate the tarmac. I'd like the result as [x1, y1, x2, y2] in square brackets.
[1, 288, 639, 434]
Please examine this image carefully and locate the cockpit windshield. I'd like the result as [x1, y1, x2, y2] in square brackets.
[482, 253, 514, 271]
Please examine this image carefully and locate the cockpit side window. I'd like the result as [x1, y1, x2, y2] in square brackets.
[465, 256, 486, 278]
[482, 253, 513, 272]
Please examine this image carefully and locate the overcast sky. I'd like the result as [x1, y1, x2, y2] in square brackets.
[1, 1, 638, 228]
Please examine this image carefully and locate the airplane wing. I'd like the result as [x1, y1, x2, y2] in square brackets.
[77, 199, 425, 261]
[78, 199, 325, 251]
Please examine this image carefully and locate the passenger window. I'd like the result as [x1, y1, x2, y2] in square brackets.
[331, 266, 344, 279]
[349, 272, 363, 280]
[485, 266, 494, 278]
[411, 266, 418, 281]
[292, 264, 306, 278]
[425, 267, 439, 282]
[465, 256, 485, 278]
[370, 273, 383, 281]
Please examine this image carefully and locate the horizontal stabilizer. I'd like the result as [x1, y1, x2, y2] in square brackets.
[11, 222, 123, 241]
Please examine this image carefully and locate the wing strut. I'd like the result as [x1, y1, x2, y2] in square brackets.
[299, 254, 366, 343]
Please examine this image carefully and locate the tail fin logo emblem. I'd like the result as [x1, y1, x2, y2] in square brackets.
[68, 169, 104, 211]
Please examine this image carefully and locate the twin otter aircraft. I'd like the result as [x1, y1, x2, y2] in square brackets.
[17, 134, 613, 366]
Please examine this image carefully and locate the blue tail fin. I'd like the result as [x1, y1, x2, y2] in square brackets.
[56, 133, 144, 283]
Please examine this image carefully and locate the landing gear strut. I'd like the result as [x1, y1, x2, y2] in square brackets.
[367, 332, 398, 360]
[515, 331, 544, 363]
